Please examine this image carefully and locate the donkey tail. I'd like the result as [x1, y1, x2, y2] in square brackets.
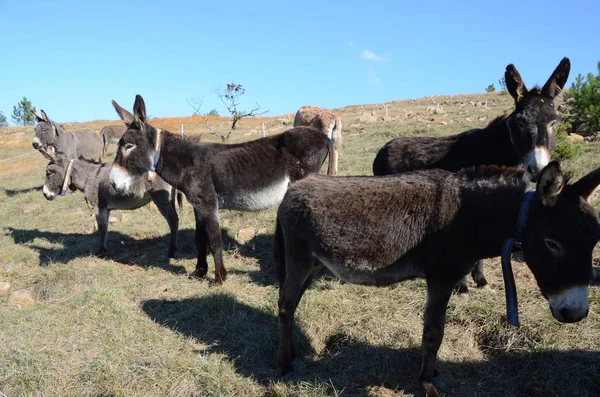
[176, 190, 184, 211]
[274, 214, 286, 286]
[326, 136, 335, 176]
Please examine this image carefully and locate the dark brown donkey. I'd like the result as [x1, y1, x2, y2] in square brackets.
[372, 57, 571, 293]
[109, 95, 331, 283]
[275, 162, 600, 396]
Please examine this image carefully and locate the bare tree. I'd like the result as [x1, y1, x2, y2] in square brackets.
[187, 83, 268, 142]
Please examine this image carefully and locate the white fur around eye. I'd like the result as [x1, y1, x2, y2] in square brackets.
[125, 143, 136, 156]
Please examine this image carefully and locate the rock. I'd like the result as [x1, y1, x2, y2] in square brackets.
[87, 261, 97, 268]
[0, 281, 10, 296]
[569, 134, 584, 143]
[383, 116, 393, 122]
[359, 112, 377, 123]
[8, 289, 35, 308]
[108, 216, 119, 224]
[237, 227, 256, 244]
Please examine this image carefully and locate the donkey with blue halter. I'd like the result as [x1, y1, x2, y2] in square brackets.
[40, 149, 181, 257]
[372, 57, 571, 293]
[275, 161, 600, 397]
[31, 110, 103, 163]
[109, 95, 331, 283]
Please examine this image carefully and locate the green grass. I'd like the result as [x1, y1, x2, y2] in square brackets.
[0, 91, 599, 396]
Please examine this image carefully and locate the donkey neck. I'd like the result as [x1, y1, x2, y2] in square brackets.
[456, 116, 520, 167]
[460, 172, 531, 259]
[69, 159, 100, 192]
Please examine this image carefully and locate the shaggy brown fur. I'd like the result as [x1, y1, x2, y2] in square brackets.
[275, 162, 600, 396]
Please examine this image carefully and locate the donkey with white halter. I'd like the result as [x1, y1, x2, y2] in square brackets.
[41, 150, 181, 257]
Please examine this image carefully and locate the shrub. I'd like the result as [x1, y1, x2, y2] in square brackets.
[562, 61, 600, 135]
[486, 84, 496, 93]
[554, 122, 584, 160]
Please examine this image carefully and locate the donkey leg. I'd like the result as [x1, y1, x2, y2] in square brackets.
[419, 278, 455, 396]
[454, 275, 470, 295]
[470, 260, 488, 288]
[95, 208, 109, 257]
[277, 239, 316, 375]
[150, 190, 179, 258]
[190, 207, 209, 279]
[204, 209, 227, 283]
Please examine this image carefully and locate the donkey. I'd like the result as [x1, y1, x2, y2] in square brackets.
[293, 105, 342, 175]
[372, 57, 571, 293]
[109, 95, 331, 283]
[100, 125, 127, 157]
[275, 161, 600, 396]
[41, 150, 181, 257]
[31, 110, 103, 163]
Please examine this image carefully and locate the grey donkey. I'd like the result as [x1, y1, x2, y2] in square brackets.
[32, 110, 103, 162]
[41, 150, 181, 257]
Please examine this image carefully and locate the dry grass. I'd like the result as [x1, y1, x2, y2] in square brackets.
[0, 91, 599, 396]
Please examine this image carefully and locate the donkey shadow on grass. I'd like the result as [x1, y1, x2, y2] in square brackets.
[143, 293, 600, 397]
[3, 185, 43, 197]
[5, 226, 280, 283]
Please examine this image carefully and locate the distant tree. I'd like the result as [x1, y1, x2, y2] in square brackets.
[486, 84, 496, 93]
[11, 97, 36, 126]
[0, 111, 7, 128]
[206, 108, 220, 116]
[498, 76, 507, 91]
[561, 61, 600, 136]
[187, 82, 268, 141]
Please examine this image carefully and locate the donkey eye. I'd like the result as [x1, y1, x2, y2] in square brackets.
[544, 238, 563, 254]
[125, 143, 135, 150]
[549, 120, 558, 127]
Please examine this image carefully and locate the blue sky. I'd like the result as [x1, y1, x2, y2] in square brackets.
[1, 0, 599, 124]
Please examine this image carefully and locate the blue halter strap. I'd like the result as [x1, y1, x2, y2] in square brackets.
[501, 189, 536, 327]
[150, 128, 162, 172]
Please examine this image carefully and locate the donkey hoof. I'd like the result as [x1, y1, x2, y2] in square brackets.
[422, 381, 441, 397]
[189, 268, 208, 279]
[454, 284, 470, 296]
[475, 280, 489, 288]
[95, 249, 107, 258]
[214, 271, 227, 284]
[168, 249, 177, 258]
[277, 363, 294, 377]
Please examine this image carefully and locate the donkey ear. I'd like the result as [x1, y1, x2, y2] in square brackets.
[133, 95, 147, 123]
[505, 64, 528, 103]
[571, 167, 600, 204]
[542, 57, 571, 99]
[112, 99, 135, 127]
[31, 110, 44, 123]
[52, 123, 60, 136]
[536, 161, 565, 207]
[40, 110, 51, 122]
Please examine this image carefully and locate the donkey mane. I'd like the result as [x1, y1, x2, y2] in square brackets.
[458, 164, 527, 183]
[137, 122, 203, 145]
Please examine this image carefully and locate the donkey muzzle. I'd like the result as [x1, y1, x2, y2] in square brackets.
[548, 286, 589, 323]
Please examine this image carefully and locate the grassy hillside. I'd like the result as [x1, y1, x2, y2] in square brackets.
[0, 91, 599, 396]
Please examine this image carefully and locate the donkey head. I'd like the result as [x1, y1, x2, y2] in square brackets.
[522, 161, 600, 323]
[504, 57, 570, 181]
[40, 150, 69, 200]
[32, 110, 59, 152]
[109, 95, 159, 195]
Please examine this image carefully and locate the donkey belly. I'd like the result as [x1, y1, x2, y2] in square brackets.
[218, 176, 290, 211]
[107, 193, 152, 211]
[316, 254, 425, 286]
